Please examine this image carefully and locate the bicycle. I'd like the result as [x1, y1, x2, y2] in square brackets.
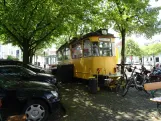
[116, 64, 131, 95]
[122, 65, 152, 97]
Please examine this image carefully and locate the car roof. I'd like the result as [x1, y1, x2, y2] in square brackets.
[0, 65, 23, 68]
[0, 59, 21, 62]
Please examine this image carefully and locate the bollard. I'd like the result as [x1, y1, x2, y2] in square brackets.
[88, 78, 97, 94]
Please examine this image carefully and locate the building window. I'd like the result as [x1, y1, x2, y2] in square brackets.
[150, 58, 152, 61]
[156, 57, 159, 62]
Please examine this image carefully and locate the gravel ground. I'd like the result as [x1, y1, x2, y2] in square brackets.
[49, 83, 161, 121]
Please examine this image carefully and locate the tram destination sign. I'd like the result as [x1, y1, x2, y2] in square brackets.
[99, 38, 111, 41]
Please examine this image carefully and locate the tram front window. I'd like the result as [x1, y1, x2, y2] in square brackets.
[99, 41, 113, 56]
[89, 40, 115, 57]
[92, 42, 99, 56]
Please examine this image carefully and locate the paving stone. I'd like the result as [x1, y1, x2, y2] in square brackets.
[48, 83, 161, 121]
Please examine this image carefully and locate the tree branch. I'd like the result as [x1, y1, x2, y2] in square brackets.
[2, 24, 23, 45]
[29, 22, 51, 40]
[25, 1, 39, 29]
[30, 27, 56, 47]
[115, 1, 125, 15]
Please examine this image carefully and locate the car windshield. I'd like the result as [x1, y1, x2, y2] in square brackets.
[23, 67, 36, 75]
[27, 64, 41, 69]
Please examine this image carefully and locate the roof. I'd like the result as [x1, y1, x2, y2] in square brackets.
[57, 29, 115, 52]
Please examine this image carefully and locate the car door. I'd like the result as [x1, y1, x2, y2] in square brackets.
[17, 67, 34, 80]
[0, 66, 32, 81]
[0, 89, 21, 118]
[0, 78, 21, 119]
[0, 67, 22, 81]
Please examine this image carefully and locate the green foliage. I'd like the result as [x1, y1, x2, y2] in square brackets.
[0, 0, 103, 63]
[0, 0, 160, 65]
[7, 55, 19, 61]
[142, 43, 161, 56]
[101, 0, 161, 36]
[97, 0, 161, 69]
[125, 39, 141, 57]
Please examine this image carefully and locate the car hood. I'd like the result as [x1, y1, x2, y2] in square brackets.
[1, 80, 56, 91]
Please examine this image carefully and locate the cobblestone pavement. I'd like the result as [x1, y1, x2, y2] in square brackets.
[49, 83, 161, 121]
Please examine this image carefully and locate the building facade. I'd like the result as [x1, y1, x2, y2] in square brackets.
[0, 43, 22, 61]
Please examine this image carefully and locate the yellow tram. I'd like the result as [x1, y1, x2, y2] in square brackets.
[56, 29, 121, 93]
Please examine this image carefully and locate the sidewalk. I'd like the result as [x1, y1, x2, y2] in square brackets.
[49, 83, 161, 121]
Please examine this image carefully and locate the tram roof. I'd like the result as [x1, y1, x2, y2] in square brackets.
[57, 29, 115, 52]
[69, 29, 115, 44]
[57, 42, 68, 52]
[81, 29, 114, 39]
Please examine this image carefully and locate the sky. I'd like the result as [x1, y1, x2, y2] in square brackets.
[109, 0, 161, 46]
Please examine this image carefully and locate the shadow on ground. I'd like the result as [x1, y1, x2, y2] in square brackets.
[49, 83, 161, 121]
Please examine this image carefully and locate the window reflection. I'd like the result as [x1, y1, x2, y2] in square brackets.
[83, 40, 92, 57]
[63, 47, 71, 60]
[83, 40, 115, 57]
[72, 43, 82, 59]
[92, 42, 99, 56]
[99, 41, 112, 56]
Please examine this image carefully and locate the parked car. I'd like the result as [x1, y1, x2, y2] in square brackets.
[0, 65, 57, 85]
[0, 76, 61, 121]
[49, 64, 57, 75]
[0, 59, 45, 73]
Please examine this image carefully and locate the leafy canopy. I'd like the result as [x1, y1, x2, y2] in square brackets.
[125, 39, 141, 57]
[0, 0, 101, 63]
[142, 43, 161, 56]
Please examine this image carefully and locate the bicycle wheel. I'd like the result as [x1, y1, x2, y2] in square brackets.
[122, 79, 132, 97]
[116, 73, 127, 95]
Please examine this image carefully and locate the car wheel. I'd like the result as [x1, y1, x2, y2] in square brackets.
[23, 100, 49, 121]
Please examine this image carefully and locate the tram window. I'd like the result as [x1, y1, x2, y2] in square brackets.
[92, 42, 99, 56]
[112, 43, 115, 56]
[99, 41, 112, 56]
[72, 43, 83, 59]
[57, 51, 63, 61]
[83, 39, 92, 57]
[63, 47, 71, 60]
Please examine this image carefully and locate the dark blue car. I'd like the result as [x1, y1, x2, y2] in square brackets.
[0, 76, 61, 121]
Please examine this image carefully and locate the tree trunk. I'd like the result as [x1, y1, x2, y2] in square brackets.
[121, 29, 126, 74]
[29, 55, 33, 64]
[22, 40, 30, 64]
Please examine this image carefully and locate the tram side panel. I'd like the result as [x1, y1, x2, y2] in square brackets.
[71, 56, 117, 87]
